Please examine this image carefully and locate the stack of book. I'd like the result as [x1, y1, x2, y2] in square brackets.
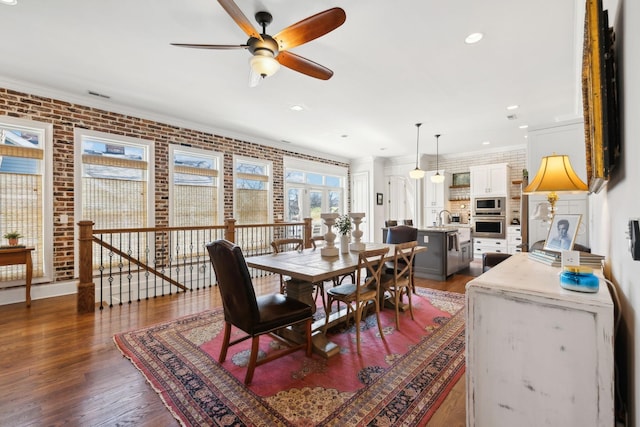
[528, 249, 605, 268]
[528, 249, 561, 266]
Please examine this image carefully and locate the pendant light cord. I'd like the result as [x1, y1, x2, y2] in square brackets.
[415, 123, 422, 168]
[435, 134, 441, 171]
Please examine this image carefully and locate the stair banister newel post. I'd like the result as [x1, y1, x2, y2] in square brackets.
[224, 218, 236, 244]
[78, 220, 95, 313]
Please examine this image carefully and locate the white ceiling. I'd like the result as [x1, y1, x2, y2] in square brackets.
[0, 0, 584, 161]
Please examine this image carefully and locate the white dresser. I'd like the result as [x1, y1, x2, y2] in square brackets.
[466, 253, 614, 427]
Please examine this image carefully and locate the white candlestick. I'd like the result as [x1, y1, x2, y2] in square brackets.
[349, 212, 366, 251]
[320, 213, 339, 256]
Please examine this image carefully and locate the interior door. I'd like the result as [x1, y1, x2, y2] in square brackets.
[351, 171, 370, 242]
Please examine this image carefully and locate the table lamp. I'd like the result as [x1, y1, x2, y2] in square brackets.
[523, 154, 588, 215]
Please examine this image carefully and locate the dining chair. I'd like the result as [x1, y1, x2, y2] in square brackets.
[380, 241, 418, 330]
[272, 238, 326, 311]
[311, 235, 355, 287]
[384, 220, 398, 227]
[385, 225, 419, 293]
[402, 219, 413, 226]
[206, 239, 313, 385]
[323, 247, 389, 355]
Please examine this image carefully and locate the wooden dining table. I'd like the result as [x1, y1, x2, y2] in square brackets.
[246, 242, 426, 358]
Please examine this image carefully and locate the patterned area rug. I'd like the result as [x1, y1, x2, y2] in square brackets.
[114, 288, 465, 426]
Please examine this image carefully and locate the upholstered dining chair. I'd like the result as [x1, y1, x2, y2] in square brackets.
[385, 220, 398, 227]
[402, 219, 413, 226]
[272, 238, 327, 310]
[323, 247, 389, 355]
[385, 225, 419, 293]
[380, 241, 418, 330]
[206, 239, 313, 385]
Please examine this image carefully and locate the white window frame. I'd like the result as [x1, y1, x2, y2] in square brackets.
[0, 116, 53, 284]
[233, 155, 273, 223]
[283, 157, 348, 220]
[74, 129, 155, 276]
[168, 144, 223, 226]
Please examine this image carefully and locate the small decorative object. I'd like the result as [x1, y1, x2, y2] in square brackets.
[320, 213, 339, 256]
[3, 231, 23, 246]
[335, 214, 352, 254]
[349, 212, 366, 251]
[560, 265, 599, 293]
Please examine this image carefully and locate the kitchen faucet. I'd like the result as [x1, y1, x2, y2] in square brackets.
[437, 209, 452, 227]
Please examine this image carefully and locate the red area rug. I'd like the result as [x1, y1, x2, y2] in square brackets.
[114, 288, 465, 426]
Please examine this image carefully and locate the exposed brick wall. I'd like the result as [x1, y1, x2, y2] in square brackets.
[0, 87, 349, 282]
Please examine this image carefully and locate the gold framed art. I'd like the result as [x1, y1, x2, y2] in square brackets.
[582, 0, 619, 193]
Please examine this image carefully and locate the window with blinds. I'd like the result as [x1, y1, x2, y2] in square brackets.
[0, 118, 52, 283]
[169, 145, 221, 226]
[234, 156, 272, 225]
[76, 130, 153, 230]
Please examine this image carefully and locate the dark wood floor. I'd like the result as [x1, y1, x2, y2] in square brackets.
[0, 264, 479, 426]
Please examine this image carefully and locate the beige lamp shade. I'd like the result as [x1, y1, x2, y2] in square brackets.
[524, 154, 588, 215]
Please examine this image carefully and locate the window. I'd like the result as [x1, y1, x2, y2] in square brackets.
[75, 129, 154, 230]
[0, 117, 53, 283]
[283, 158, 347, 234]
[234, 156, 272, 224]
[169, 145, 222, 226]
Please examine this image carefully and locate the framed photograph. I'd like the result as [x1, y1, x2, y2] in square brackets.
[544, 214, 582, 252]
[376, 193, 383, 205]
[452, 172, 470, 187]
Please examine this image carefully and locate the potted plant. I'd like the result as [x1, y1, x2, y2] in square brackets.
[3, 231, 23, 246]
[334, 214, 352, 253]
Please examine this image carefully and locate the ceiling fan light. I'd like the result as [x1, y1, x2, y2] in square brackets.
[249, 55, 280, 78]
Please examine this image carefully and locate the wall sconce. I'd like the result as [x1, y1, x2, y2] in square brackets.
[523, 154, 588, 215]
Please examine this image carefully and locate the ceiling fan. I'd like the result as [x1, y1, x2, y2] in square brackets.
[171, 0, 346, 85]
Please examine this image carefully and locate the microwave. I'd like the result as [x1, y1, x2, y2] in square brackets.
[474, 197, 506, 216]
[473, 216, 506, 239]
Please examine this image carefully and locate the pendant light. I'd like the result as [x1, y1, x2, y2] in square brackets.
[409, 123, 425, 179]
[431, 134, 445, 183]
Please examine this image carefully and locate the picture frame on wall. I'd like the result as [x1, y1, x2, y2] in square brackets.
[544, 214, 582, 252]
[582, 0, 619, 193]
[376, 193, 383, 205]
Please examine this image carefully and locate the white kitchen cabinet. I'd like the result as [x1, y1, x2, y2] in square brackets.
[466, 254, 614, 427]
[507, 225, 522, 254]
[472, 237, 507, 259]
[424, 170, 450, 207]
[470, 163, 510, 197]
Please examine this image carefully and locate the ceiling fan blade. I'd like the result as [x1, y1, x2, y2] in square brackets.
[217, 0, 262, 40]
[277, 51, 333, 80]
[171, 43, 248, 50]
[274, 7, 346, 51]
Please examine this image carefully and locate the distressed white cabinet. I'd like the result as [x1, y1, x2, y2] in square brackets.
[466, 253, 614, 427]
[470, 163, 509, 197]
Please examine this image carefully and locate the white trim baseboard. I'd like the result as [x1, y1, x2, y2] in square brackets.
[0, 280, 77, 307]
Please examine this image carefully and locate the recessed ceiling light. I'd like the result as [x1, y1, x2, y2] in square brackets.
[482, 141, 491, 145]
[506, 105, 519, 110]
[1, 0, 17, 5]
[519, 124, 529, 129]
[465, 33, 483, 44]
[341, 134, 348, 138]
[290, 105, 304, 111]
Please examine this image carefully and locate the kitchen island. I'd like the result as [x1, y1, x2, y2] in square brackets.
[383, 226, 472, 281]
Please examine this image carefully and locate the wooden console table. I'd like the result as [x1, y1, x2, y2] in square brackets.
[0, 247, 35, 307]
